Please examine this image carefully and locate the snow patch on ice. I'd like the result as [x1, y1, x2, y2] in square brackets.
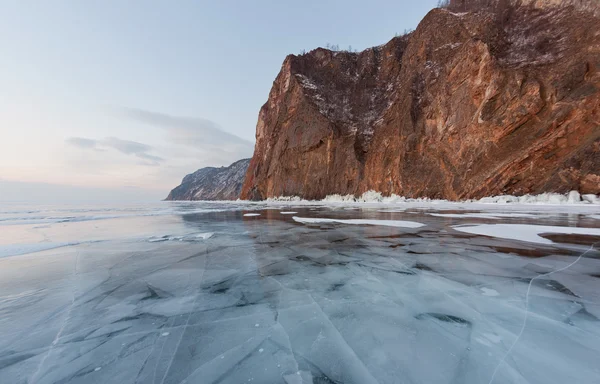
[243, 213, 261, 217]
[147, 232, 213, 243]
[481, 288, 499, 297]
[293, 216, 425, 229]
[454, 224, 600, 245]
[280, 212, 298, 215]
[483, 333, 502, 344]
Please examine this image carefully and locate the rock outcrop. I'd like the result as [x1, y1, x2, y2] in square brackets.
[241, 0, 600, 200]
[166, 159, 250, 201]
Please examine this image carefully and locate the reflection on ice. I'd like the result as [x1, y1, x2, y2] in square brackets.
[0, 202, 599, 384]
[428, 212, 538, 219]
[292, 216, 425, 228]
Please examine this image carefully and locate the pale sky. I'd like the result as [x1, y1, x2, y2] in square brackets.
[0, 0, 438, 202]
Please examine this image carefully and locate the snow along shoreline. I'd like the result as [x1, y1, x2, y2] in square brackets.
[230, 190, 600, 214]
[262, 190, 599, 205]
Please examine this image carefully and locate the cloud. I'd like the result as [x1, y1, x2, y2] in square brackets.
[65, 137, 99, 150]
[62, 108, 255, 192]
[134, 152, 164, 165]
[66, 136, 164, 166]
[118, 107, 254, 148]
[102, 137, 165, 164]
[102, 137, 152, 155]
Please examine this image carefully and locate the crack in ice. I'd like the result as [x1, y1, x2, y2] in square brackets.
[30, 250, 80, 383]
[487, 242, 599, 384]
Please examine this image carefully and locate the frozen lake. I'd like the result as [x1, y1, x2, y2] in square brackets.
[1, 201, 600, 384]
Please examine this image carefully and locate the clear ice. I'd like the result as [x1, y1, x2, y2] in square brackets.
[1, 201, 600, 384]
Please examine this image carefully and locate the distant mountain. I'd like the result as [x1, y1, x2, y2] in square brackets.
[166, 159, 250, 201]
[241, 0, 600, 200]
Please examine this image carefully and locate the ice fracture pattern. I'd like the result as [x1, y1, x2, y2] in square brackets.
[1, 201, 600, 384]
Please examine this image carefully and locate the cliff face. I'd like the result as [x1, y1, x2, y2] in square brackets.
[241, 1, 600, 200]
[166, 159, 250, 201]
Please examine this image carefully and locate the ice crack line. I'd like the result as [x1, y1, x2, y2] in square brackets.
[487, 242, 599, 384]
[30, 249, 80, 384]
[158, 245, 207, 384]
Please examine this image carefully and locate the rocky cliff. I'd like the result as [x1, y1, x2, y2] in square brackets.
[166, 159, 250, 201]
[241, 0, 600, 200]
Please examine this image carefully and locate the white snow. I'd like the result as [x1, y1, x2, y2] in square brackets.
[267, 190, 599, 207]
[568, 191, 581, 204]
[435, 42, 463, 51]
[292, 216, 425, 229]
[482, 333, 502, 344]
[590, 215, 600, 220]
[478, 192, 584, 205]
[294, 74, 318, 90]
[441, 9, 469, 17]
[257, 191, 600, 217]
[280, 212, 298, 215]
[322, 194, 359, 203]
[147, 232, 213, 243]
[481, 288, 499, 297]
[453, 224, 600, 245]
[582, 194, 600, 204]
[243, 213, 261, 217]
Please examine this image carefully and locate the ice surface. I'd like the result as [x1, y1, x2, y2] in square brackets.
[292, 216, 425, 228]
[453, 224, 600, 245]
[0, 242, 77, 258]
[1, 201, 600, 384]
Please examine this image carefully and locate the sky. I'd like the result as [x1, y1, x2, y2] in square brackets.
[0, 0, 439, 203]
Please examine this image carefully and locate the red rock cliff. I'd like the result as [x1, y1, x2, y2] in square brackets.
[241, 1, 600, 200]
